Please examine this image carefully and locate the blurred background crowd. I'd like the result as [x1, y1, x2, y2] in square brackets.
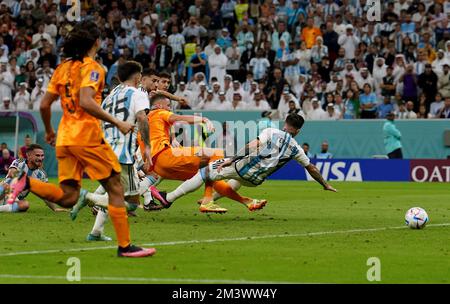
[0, 0, 449, 120]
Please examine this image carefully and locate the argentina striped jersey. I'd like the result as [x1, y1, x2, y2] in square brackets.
[102, 84, 149, 164]
[235, 128, 310, 185]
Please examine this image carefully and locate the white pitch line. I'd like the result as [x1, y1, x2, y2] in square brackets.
[0, 223, 449, 258]
[0, 274, 309, 284]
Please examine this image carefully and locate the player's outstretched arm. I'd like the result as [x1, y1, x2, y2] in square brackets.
[80, 87, 134, 135]
[40, 92, 59, 146]
[305, 164, 337, 192]
[169, 114, 214, 131]
[155, 90, 187, 104]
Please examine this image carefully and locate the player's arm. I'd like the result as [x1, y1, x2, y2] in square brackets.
[218, 139, 260, 171]
[305, 163, 337, 192]
[136, 109, 152, 169]
[168, 113, 214, 131]
[43, 200, 68, 212]
[40, 91, 59, 146]
[80, 87, 134, 135]
[155, 89, 188, 105]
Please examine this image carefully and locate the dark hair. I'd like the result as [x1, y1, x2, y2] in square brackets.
[158, 71, 171, 80]
[27, 144, 43, 153]
[62, 21, 101, 62]
[117, 61, 143, 82]
[285, 114, 305, 130]
[142, 68, 157, 77]
[302, 143, 310, 147]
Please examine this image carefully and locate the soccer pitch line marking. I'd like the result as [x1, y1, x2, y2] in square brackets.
[0, 223, 449, 258]
[0, 274, 309, 284]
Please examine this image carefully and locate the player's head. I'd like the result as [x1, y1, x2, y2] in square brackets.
[141, 68, 159, 92]
[157, 72, 171, 91]
[117, 61, 143, 88]
[26, 144, 44, 169]
[284, 114, 305, 137]
[150, 93, 171, 111]
[62, 20, 101, 61]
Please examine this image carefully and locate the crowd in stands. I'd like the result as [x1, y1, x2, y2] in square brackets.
[0, 0, 449, 119]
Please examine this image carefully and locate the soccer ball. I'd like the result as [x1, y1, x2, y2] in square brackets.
[405, 207, 429, 229]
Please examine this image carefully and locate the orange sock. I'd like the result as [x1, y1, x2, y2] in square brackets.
[204, 181, 213, 199]
[212, 180, 248, 204]
[29, 178, 64, 202]
[108, 205, 131, 248]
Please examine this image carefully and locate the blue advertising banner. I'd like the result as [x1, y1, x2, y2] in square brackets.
[268, 159, 411, 182]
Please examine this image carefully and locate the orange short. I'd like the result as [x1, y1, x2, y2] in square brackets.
[153, 146, 224, 181]
[56, 143, 121, 184]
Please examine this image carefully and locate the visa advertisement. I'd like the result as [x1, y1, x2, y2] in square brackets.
[269, 160, 450, 182]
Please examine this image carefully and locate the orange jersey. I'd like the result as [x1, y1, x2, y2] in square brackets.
[47, 56, 105, 147]
[147, 109, 173, 158]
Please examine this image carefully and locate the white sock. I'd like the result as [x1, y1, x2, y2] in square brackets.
[167, 172, 204, 202]
[143, 191, 153, 205]
[86, 192, 109, 208]
[139, 176, 153, 195]
[139, 175, 160, 205]
[213, 179, 242, 201]
[0, 204, 13, 212]
[90, 208, 108, 236]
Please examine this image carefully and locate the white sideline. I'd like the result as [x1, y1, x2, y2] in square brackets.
[0, 274, 308, 284]
[0, 223, 448, 258]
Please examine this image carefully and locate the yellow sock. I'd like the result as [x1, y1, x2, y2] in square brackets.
[108, 205, 131, 248]
[29, 178, 64, 202]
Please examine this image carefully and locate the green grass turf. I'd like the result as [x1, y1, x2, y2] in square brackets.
[0, 179, 449, 284]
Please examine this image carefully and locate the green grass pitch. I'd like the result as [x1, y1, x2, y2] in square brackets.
[0, 179, 449, 284]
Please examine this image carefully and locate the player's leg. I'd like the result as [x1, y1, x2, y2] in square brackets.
[211, 179, 242, 202]
[87, 208, 112, 241]
[77, 145, 155, 257]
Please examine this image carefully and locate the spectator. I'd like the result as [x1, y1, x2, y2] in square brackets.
[182, 17, 207, 45]
[380, 66, 396, 99]
[438, 63, 450, 98]
[249, 90, 271, 111]
[208, 46, 228, 87]
[0, 143, 14, 158]
[236, 21, 254, 54]
[216, 91, 232, 110]
[174, 82, 193, 109]
[359, 83, 377, 119]
[13, 82, 30, 110]
[397, 101, 418, 119]
[267, 67, 289, 109]
[400, 64, 418, 106]
[271, 20, 291, 52]
[383, 112, 403, 159]
[338, 24, 360, 60]
[204, 37, 220, 58]
[217, 28, 233, 52]
[301, 17, 321, 49]
[278, 88, 299, 119]
[429, 93, 444, 118]
[307, 98, 326, 120]
[0, 148, 15, 176]
[378, 96, 395, 119]
[188, 46, 209, 82]
[249, 48, 271, 82]
[437, 97, 450, 119]
[418, 63, 438, 111]
[155, 34, 173, 72]
[0, 61, 13, 102]
[302, 143, 313, 158]
[311, 36, 328, 65]
[134, 44, 152, 69]
[0, 96, 13, 110]
[225, 38, 241, 81]
[196, 89, 217, 110]
[323, 103, 340, 120]
[231, 92, 247, 110]
[315, 141, 333, 159]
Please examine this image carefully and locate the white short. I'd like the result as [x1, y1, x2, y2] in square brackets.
[120, 164, 140, 196]
[206, 159, 256, 187]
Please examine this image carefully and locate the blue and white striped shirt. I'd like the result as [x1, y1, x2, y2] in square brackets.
[102, 85, 149, 164]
